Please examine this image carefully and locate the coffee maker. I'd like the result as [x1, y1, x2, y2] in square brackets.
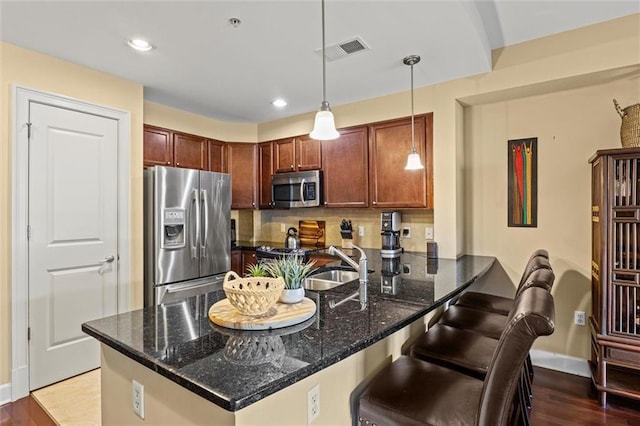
[380, 211, 402, 258]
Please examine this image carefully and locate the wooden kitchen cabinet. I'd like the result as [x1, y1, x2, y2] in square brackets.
[144, 124, 214, 172]
[241, 249, 257, 275]
[274, 136, 322, 173]
[321, 126, 369, 208]
[258, 141, 275, 208]
[173, 132, 208, 170]
[227, 142, 258, 209]
[143, 125, 173, 167]
[368, 114, 433, 208]
[208, 139, 226, 172]
[231, 249, 242, 275]
[589, 147, 640, 407]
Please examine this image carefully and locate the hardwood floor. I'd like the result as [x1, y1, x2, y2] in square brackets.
[529, 366, 640, 425]
[1, 367, 639, 425]
[0, 395, 55, 426]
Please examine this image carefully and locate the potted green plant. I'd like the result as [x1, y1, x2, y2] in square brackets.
[264, 256, 317, 304]
[245, 262, 269, 277]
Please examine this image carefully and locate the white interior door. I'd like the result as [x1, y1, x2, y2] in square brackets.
[28, 101, 118, 390]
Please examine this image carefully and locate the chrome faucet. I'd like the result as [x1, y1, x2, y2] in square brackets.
[328, 245, 368, 310]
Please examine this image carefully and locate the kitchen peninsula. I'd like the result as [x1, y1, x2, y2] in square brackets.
[82, 251, 494, 425]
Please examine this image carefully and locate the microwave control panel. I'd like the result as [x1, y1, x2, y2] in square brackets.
[304, 182, 317, 201]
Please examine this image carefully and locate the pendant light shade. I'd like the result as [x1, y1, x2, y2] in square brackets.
[405, 148, 423, 170]
[310, 0, 339, 140]
[403, 55, 424, 170]
[310, 102, 340, 140]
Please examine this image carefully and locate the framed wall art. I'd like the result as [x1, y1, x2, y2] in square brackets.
[508, 137, 537, 227]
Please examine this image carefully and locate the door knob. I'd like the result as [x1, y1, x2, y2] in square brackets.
[100, 255, 115, 264]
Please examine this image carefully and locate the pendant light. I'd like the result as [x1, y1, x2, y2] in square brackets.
[404, 55, 424, 170]
[310, 0, 339, 140]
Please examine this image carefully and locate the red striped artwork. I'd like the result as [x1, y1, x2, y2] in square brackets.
[508, 138, 537, 227]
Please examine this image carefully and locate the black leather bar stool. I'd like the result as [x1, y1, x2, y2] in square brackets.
[454, 250, 551, 315]
[408, 268, 554, 373]
[408, 268, 555, 424]
[354, 287, 555, 426]
[438, 267, 555, 338]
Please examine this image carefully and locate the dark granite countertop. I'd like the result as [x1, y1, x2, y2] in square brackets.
[82, 252, 494, 412]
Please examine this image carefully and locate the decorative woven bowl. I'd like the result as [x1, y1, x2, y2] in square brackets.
[223, 271, 284, 316]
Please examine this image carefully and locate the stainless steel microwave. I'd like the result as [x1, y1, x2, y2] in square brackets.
[271, 170, 323, 208]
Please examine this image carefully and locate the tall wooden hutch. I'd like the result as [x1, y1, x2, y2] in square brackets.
[590, 147, 640, 406]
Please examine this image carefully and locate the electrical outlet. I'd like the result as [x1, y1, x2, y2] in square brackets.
[425, 226, 434, 240]
[574, 311, 586, 326]
[358, 225, 365, 237]
[132, 380, 144, 419]
[307, 383, 320, 424]
[402, 226, 411, 238]
[280, 223, 286, 232]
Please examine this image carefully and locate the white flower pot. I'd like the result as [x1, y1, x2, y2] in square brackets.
[279, 287, 305, 304]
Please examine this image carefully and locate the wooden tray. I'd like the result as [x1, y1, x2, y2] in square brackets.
[299, 220, 325, 247]
[209, 297, 316, 330]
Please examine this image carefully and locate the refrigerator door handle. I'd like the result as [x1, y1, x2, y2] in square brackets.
[191, 188, 200, 259]
[200, 188, 208, 258]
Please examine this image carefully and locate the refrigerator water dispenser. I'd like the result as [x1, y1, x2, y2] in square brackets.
[162, 208, 185, 248]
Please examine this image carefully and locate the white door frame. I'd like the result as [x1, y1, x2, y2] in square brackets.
[11, 85, 131, 400]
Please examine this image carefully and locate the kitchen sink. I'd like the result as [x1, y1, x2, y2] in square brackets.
[304, 269, 359, 291]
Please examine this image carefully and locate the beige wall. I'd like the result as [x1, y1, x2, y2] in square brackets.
[144, 101, 257, 142]
[464, 78, 638, 359]
[0, 42, 144, 385]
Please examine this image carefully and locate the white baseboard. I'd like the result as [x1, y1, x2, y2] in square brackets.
[530, 349, 591, 378]
[0, 382, 11, 406]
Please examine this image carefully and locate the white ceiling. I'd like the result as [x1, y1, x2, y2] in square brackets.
[1, 1, 638, 123]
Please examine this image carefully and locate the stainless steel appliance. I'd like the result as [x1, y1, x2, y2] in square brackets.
[285, 227, 300, 249]
[144, 166, 231, 306]
[272, 170, 322, 208]
[381, 211, 402, 258]
[255, 246, 318, 263]
[381, 257, 402, 295]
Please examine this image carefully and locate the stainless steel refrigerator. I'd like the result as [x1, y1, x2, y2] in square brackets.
[144, 166, 231, 306]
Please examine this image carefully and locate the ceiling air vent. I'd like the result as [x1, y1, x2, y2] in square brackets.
[318, 36, 370, 61]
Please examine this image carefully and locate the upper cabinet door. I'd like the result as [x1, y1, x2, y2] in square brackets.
[208, 139, 226, 172]
[227, 143, 258, 209]
[369, 114, 433, 208]
[322, 127, 369, 208]
[274, 136, 322, 173]
[258, 141, 274, 208]
[274, 138, 296, 173]
[296, 135, 322, 171]
[143, 125, 173, 167]
[173, 132, 208, 170]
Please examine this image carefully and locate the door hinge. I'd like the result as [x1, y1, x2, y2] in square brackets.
[27, 225, 31, 240]
[26, 122, 32, 139]
[28, 327, 31, 341]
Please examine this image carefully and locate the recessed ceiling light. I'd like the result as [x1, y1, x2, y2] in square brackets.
[128, 39, 153, 51]
[272, 99, 287, 108]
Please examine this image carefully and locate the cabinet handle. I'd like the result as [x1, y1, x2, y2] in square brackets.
[176, 162, 180, 166]
[166, 161, 171, 165]
[373, 201, 377, 205]
[298, 164, 301, 168]
[290, 165, 294, 169]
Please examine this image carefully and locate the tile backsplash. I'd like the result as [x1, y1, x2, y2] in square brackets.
[232, 208, 434, 253]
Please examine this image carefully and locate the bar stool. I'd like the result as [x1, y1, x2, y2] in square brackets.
[453, 250, 550, 315]
[354, 287, 555, 426]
